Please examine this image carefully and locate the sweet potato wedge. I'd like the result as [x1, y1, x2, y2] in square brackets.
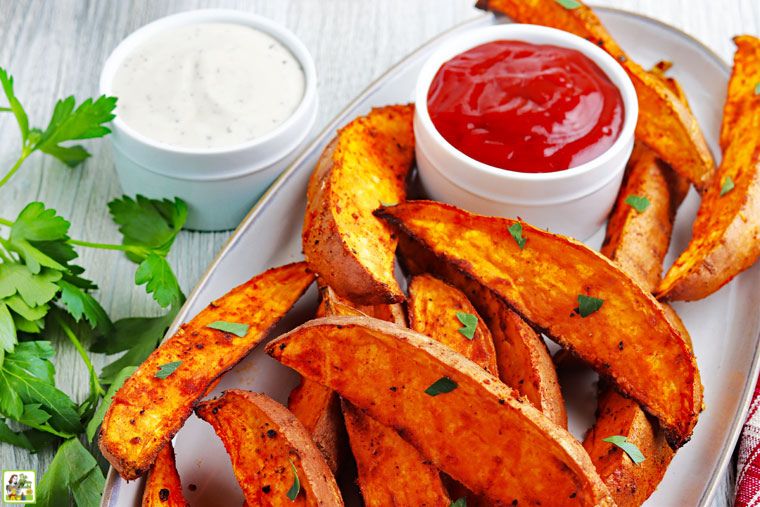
[658, 37, 760, 301]
[287, 286, 404, 473]
[376, 201, 702, 446]
[408, 274, 497, 375]
[583, 389, 673, 507]
[401, 237, 567, 427]
[195, 390, 343, 506]
[721, 36, 760, 151]
[601, 142, 688, 292]
[142, 443, 187, 507]
[302, 104, 415, 305]
[99, 263, 315, 480]
[477, 0, 715, 189]
[266, 317, 614, 506]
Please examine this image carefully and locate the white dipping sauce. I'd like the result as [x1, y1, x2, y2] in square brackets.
[112, 23, 305, 149]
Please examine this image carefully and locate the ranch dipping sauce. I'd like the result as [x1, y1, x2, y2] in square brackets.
[112, 22, 305, 149]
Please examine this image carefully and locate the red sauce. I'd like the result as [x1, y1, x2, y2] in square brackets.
[427, 40, 624, 173]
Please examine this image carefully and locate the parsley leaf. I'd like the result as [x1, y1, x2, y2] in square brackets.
[155, 360, 182, 379]
[0, 417, 34, 450]
[287, 458, 301, 501]
[508, 222, 527, 249]
[85, 366, 136, 442]
[0, 67, 29, 142]
[58, 280, 111, 333]
[425, 376, 458, 396]
[135, 253, 183, 308]
[455, 312, 478, 340]
[207, 320, 250, 337]
[576, 295, 604, 317]
[35, 438, 105, 507]
[755, 82, 760, 95]
[450, 499, 467, 507]
[602, 435, 646, 464]
[0, 302, 17, 353]
[555, 0, 582, 9]
[0, 264, 61, 309]
[720, 176, 735, 196]
[624, 195, 650, 213]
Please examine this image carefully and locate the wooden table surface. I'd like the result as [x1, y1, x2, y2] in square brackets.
[0, 1, 757, 505]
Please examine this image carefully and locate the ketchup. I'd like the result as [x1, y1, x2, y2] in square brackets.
[427, 40, 624, 173]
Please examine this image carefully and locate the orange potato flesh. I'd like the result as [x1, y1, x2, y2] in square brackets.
[287, 286, 405, 473]
[99, 263, 315, 480]
[400, 238, 567, 427]
[195, 390, 343, 506]
[142, 443, 187, 507]
[408, 274, 498, 375]
[302, 104, 415, 305]
[477, 0, 715, 189]
[376, 201, 701, 447]
[721, 36, 760, 151]
[266, 317, 614, 506]
[658, 36, 760, 301]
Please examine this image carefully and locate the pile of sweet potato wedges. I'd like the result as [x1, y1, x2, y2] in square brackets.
[98, 2, 760, 506]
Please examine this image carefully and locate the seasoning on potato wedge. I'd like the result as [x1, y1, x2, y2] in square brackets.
[196, 390, 344, 506]
[99, 262, 315, 480]
[477, 0, 715, 189]
[142, 443, 187, 507]
[302, 104, 415, 305]
[377, 201, 702, 446]
[401, 236, 567, 427]
[267, 316, 614, 506]
[658, 36, 760, 301]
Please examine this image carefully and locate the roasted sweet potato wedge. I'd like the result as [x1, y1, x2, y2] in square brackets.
[302, 104, 414, 305]
[721, 36, 760, 151]
[267, 317, 614, 506]
[288, 285, 404, 473]
[401, 237, 566, 427]
[376, 201, 702, 446]
[408, 274, 497, 375]
[583, 389, 674, 507]
[142, 443, 187, 507]
[195, 390, 343, 506]
[99, 263, 315, 480]
[658, 37, 760, 301]
[477, 0, 715, 189]
[601, 142, 688, 292]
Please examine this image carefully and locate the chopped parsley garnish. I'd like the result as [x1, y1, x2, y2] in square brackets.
[207, 320, 249, 337]
[508, 222, 527, 249]
[425, 376, 458, 396]
[155, 361, 182, 379]
[555, 0, 582, 9]
[450, 498, 467, 507]
[576, 295, 604, 317]
[624, 195, 650, 213]
[287, 459, 301, 501]
[602, 435, 646, 464]
[720, 176, 735, 196]
[456, 311, 478, 340]
[755, 82, 760, 95]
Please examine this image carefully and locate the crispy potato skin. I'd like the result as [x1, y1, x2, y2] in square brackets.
[601, 143, 687, 292]
[658, 36, 760, 301]
[583, 389, 674, 507]
[142, 444, 187, 507]
[409, 274, 498, 375]
[342, 400, 451, 507]
[377, 201, 702, 447]
[195, 391, 343, 506]
[401, 241, 566, 427]
[99, 263, 315, 480]
[477, 0, 715, 189]
[302, 104, 415, 305]
[267, 317, 614, 506]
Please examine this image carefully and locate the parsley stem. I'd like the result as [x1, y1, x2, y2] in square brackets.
[0, 217, 11, 226]
[55, 315, 106, 397]
[0, 106, 11, 112]
[67, 238, 147, 256]
[0, 150, 31, 189]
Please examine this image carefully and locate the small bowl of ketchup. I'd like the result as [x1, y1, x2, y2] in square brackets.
[414, 23, 638, 239]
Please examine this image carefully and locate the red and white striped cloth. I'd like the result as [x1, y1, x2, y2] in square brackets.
[736, 380, 760, 506]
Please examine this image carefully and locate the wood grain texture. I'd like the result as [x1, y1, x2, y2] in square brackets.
[0, 1, 757, 505]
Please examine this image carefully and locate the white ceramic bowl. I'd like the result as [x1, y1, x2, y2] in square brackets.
[100, 9, 318, 231]
[415, 24, 637, 239]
